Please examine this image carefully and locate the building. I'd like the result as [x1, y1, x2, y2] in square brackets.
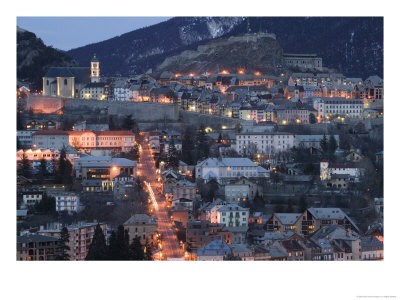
[270, 239, 305, 261]
[361, 236, 384, 260]
[196, 157, 264, 183]
[186, 219, 232, 250]
[273, 101, 317, 125]
[283, 53, 323, 71]
[320, 160, 363, 188]
[80, 82, 108, 100]
[55, 193, 80, 214]
[17, 234, 60, 261]
[312, 97, 364, 122]
[42, 54, 100, 98]
[123, 214, 158, 245]
[22, 191, 44, 208]
[265, 213, 302, 233]
[197, 238, 232, 261]
[210, 203, 249, 228]
[17, 130, 35, 148]
[32, 130, 69, 149]
[236, 132, 295, 154]
[75, 156, 137, 192]
[171, 180, 196, 201]
[310, 225, 362, 260]
[299, 208, 359, 236]
[224, 177, 262, 203]
[38, 222, 107, 260]
[295, 134, 339, 150]
[69, 130, 135, 152]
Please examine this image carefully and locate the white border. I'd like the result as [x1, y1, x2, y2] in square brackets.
[1, 1, 399, 299]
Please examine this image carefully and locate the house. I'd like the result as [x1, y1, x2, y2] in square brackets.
[123, 214, 158, 245]
[230, 244, 254, 261]
[310, 225, 361, 260]
[171, 205, 192, 228]
[265, 213, 302, 232]
[295, 134, 339, 150]
[271, 239, 305, 261]
[299, 208, 360, 236]
[197, 238, 232, 261]
[210, 203, 249, 228]
[17, 234, 60, 261]
[361, 236, 383, 260]
[224, 177, 262, 203]
[252, 246, 272, 260]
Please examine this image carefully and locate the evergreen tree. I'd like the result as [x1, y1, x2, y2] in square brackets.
[56, 227, 70, 260]
[116, 225, 130, 260]
[309, 113, 317, 124]
[38, 158, 47, 181]
[56, 147, 73, 184]
[107, 231, 118, 260]
[166, 139, 179, 170]
[129, 236, 145, 260]
[181, 128, 194, 164]
[35, 195, 56, 214]
[328, 135, 338, 155]
[20, 152, 30, 176]
[320, 134, 329, 154]
[86, 224, 108, 260]
[196, 124, 209, 160]
[123, 114, 138, 132]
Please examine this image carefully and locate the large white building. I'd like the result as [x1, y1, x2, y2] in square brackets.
[320, 160, 363, 182]
[236, 132, 295, 154]
[210, 203, 249, 228]
[196, 157, 265, 183]
[312, 97, 364, 122]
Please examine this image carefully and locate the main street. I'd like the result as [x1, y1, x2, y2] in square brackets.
[137, 136, 184, 260]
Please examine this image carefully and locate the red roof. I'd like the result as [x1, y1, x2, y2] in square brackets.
[32, 130, 69, 136]
[93, 131, 135, 136]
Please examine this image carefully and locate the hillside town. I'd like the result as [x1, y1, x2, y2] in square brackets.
[16, 31, 384, 261]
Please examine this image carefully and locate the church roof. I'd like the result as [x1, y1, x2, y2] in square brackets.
[45, 67, 91, 84]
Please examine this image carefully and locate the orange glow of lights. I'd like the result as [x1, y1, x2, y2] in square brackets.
[221, 70, 229, 74]
[189, 73, 195, 77]
[254, 72, 261, 76]
[174, 73, 181, 78]
[238, 69, 245, 74]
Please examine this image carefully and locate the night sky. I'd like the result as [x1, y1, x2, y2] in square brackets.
[17, 17, 172, 51]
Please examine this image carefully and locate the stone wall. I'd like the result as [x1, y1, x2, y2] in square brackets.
[179, 110, 254, 130]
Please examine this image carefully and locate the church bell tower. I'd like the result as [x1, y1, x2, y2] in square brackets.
[90, 54, 100, 83]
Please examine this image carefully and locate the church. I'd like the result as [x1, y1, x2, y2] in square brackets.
[42, 54, 106, 99]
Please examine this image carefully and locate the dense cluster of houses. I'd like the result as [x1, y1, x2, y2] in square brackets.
[98, 71, 383, 124]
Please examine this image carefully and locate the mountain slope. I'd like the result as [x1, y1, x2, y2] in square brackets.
[17, 26, 79, 90]
[66, 17, 383, 78]
[157, 33, 284, 75]
[67, 17, 245, 76]
[224, 17, 383, 78]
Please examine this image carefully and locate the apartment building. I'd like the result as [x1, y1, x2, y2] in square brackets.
[236, 132, 295, 154]
[38, 222, 107, 261]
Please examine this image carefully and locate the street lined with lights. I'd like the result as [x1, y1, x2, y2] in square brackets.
[138, 136, 184, 260]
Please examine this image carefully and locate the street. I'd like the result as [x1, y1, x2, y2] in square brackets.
[138, 137, 184, 260]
